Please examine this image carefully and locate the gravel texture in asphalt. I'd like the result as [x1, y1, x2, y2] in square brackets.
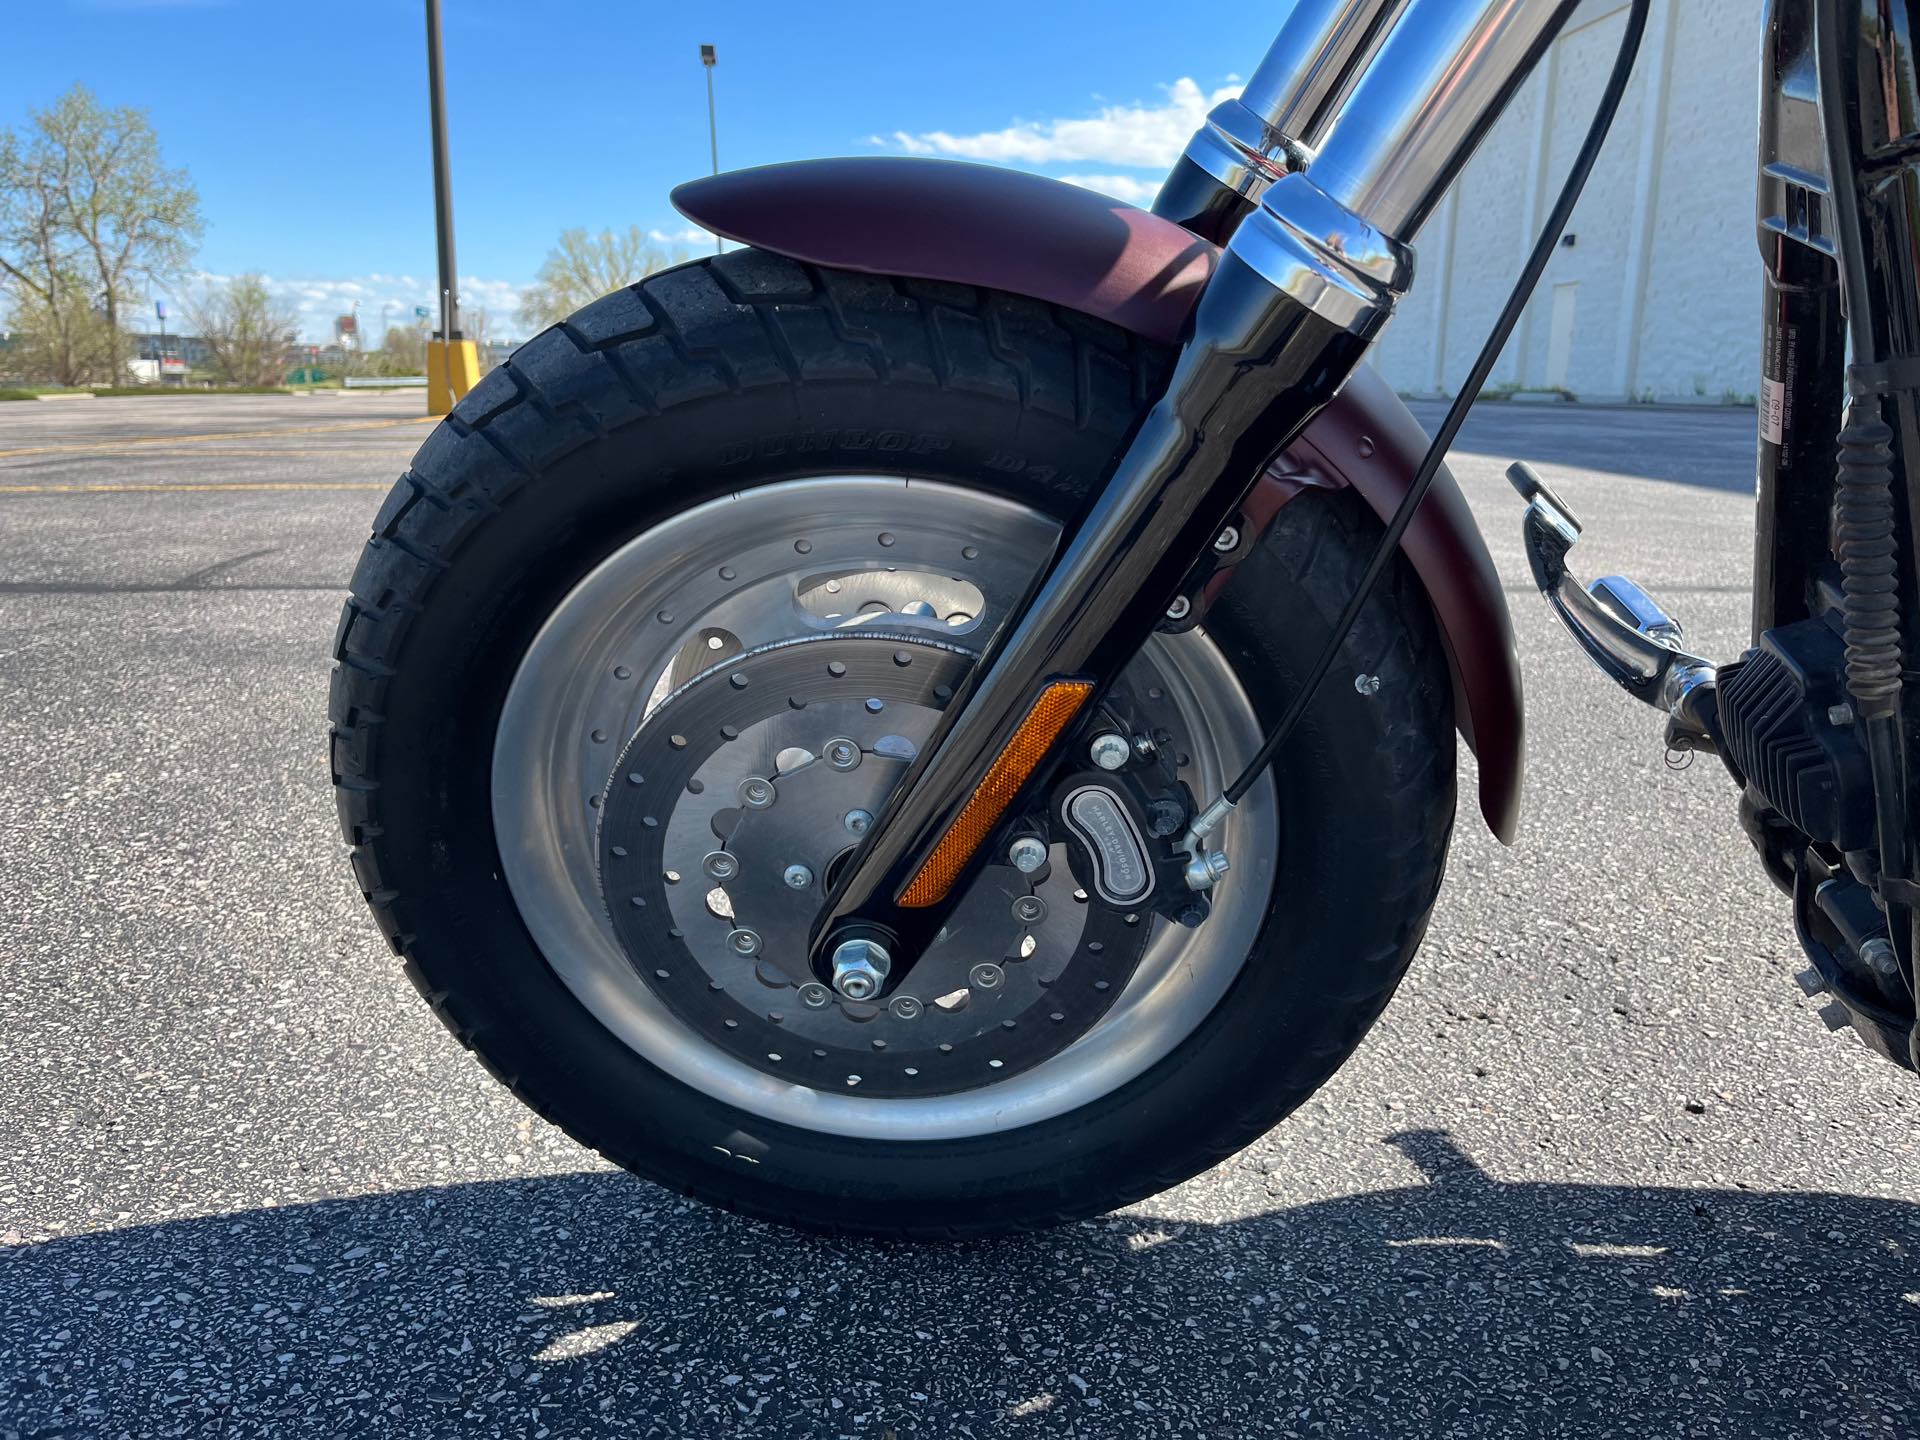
[0, 392, 1915, 1438]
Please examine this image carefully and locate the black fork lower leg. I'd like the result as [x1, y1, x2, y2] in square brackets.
[806, 252, 1389, 978]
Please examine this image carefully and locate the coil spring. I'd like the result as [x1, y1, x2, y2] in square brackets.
[1834, 405, 1902, 719]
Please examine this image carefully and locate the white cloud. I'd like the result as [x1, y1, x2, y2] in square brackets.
[1058, 173, 1163, 206]
[885, 77, 1239, 170]
[190, 270, 529, 342]
[649, 225, 715, 249]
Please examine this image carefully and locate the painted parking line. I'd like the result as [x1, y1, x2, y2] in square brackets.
[0, 415, 436, 460]
[0, 481, 392, 494]
[0, 446, 420, 460]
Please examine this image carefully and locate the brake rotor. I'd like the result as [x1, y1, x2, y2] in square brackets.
[597, 632, 1151, 1097]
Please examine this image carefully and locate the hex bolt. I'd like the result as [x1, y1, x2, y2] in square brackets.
[1861, 936, 1901, 979]
[783, 863, 814, 890]
[1089, 733, 1131, 771]
[969, 962, 1005, 990]
[1008, 836, 1048, 874]
[825, 738, 861, 771]
[798, 982, 833, 1009]
[1011, 895, 1048, 925]
[727, 928, 762, 956]
[888, 995, 924, 1021]
[1828, 703, 1856, 727]
[830, 937, 892, 1001]
[739, 776, 776, 809]
[702, 850, 739, 881]
[1165, 595, 1192, 622]
[844, 808, 874, 837]
[1354, 673, 1383, 696]
[1213, 525, 1241, 553]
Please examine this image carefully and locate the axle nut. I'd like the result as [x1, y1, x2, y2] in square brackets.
[830, 938, 892, 1001]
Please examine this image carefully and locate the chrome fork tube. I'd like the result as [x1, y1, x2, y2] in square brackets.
[1214, 0, 1582, 337]
[814, 0, 1582, 982]
[1180, 0, 1407, 200]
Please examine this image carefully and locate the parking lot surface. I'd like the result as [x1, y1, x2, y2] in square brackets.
[0, 390, 1915, 1438]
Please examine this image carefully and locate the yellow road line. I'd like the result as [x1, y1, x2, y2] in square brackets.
[0, 446, 419, 459]
[0, 415, 435, 459]
[0, 481, 391, 494]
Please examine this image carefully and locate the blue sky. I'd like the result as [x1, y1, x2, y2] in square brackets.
[2, 0, 1279, 340]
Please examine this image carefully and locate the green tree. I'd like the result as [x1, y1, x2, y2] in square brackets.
[378, 323, 427, 376]
[1, 277, 115, 386]
[518, 227, 678, 331]
[0, 85, 202, 384]
[184, 274, 298, 386]
[0, 128, 99, 384]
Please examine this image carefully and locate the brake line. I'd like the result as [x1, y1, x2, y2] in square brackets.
[1206, 0, 1653, 818]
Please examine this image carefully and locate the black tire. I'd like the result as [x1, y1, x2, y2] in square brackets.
[329, 250, 1455, 1238]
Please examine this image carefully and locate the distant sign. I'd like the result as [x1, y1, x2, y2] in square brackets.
[154, 300, 168, 321]
[160, 357, 187, 374]
[414, 305, 430, 320]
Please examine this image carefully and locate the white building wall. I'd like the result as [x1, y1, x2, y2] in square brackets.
[1368, 0, 1763, 404]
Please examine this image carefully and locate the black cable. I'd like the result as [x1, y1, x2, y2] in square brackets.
[1222, 0, 1652, 806]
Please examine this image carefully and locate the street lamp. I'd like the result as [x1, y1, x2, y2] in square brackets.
[701, 44, 722, 256]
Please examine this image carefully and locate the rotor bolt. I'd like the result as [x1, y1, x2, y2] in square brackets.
[844, 808, 874, 836]
[888, 995, 924, 1021]
[727, 928, 762, 956]
[1089, 732, 1131, 771]
[798, 982, 833, 1009]
[830, 938, 892, 1001]
[739, 776, 776, 809]
[969, 962, 1005, 990]
[1007, 836, 1048, 874]
[1213, 525, 1241, 553]
[1011, 894, 1048, 925]
[1165, 595, 1192, 622]
[702, 850, 739, 881]
[825, 738, 861, 771]
[783, 863, 814, 891]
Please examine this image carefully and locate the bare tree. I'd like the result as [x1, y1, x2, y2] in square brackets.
[518, 227, 678, 331]
[0, 85, 201, 384]
[184, 274, 298, 387]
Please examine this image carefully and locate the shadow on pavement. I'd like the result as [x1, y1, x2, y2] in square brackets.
[1407, 402, 1761, 494]
[4, 1130, 1914, 1438]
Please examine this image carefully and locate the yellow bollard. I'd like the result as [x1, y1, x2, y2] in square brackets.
[426, 339, 483, 416]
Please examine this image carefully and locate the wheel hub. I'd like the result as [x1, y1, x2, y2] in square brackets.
[598, 632, 1150, 1097]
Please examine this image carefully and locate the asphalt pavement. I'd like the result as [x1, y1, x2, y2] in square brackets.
[0, 390, 1915, 1438]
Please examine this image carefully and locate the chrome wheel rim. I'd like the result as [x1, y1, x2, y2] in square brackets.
[492, 476, 1279, 1141]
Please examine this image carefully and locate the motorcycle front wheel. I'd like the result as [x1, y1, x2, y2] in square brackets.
[329, 250, 1456, 1237]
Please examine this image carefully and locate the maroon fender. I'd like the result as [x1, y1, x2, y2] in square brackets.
[675, 157, 1523, 843]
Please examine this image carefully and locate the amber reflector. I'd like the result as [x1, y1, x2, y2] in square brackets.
[898, 680, 1094, 908]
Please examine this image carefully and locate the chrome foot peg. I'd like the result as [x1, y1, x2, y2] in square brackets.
[1508, 461, 1721, 749]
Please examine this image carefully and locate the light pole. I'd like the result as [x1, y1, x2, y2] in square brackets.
[701, 44, 722, 256]
[423, 0, 479, 412]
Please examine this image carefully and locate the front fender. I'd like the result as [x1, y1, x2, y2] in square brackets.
[675, 157, 1523, 843]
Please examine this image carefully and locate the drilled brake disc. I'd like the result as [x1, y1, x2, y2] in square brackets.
[598, 632, 1151, 1098]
